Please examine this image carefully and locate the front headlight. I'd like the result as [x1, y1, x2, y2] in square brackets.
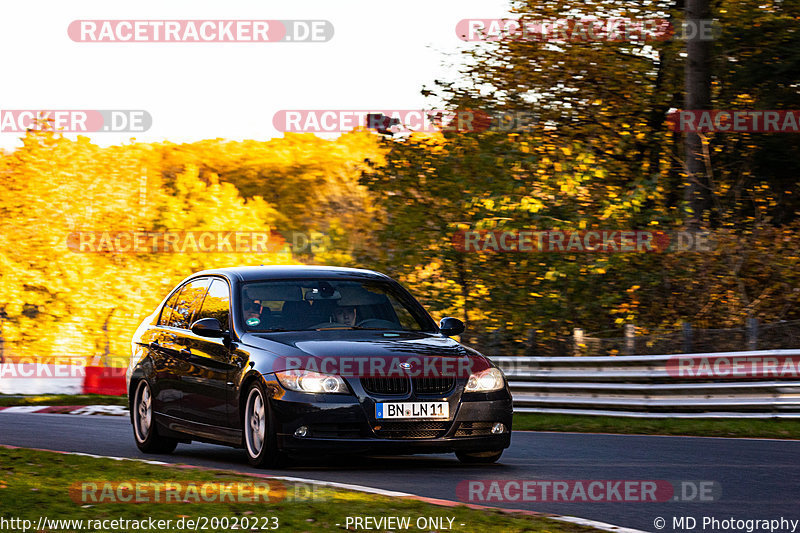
[275, 370, 349, 394]
[464, 367, 505, 392]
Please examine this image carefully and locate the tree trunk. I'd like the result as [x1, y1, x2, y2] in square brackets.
[684, 0, 713, 228]
[455, 255, 471, 343]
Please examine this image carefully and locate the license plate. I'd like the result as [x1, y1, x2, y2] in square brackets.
[375, 402, 449, 419]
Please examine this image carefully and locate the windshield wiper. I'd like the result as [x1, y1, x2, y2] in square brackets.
[309, 326, 388, 331]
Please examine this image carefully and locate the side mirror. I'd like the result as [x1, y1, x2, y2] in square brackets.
[191, 318, 225, 338]
[439, 317, 465, 337]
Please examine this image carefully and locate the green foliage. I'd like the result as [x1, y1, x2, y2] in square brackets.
[361, 0, 800, 350]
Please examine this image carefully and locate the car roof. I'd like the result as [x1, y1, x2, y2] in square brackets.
[189, 265, 393, 283]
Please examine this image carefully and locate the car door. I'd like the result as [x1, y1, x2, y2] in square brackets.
[159, 277, 211, 421]
[148, 287, 185, 419]
[179, 278, 236, 429]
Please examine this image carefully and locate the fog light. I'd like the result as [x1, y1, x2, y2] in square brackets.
[491, 423, 505, 434]
[294, 426, 308, 438]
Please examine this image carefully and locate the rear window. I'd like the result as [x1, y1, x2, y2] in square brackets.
[166, 278, 211, 329]
[158, 289, 181, 326]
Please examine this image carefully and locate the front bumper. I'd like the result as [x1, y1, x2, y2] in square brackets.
[270, 391, 513, 454]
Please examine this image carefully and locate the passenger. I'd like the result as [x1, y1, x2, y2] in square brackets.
[244, 302, 261, 320]
[333, 305, 357, 326]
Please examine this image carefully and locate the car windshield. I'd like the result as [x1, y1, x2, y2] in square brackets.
[240, 279, 435, 332]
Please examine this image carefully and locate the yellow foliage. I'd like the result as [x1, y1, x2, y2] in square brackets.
[0, 130, 386, 364]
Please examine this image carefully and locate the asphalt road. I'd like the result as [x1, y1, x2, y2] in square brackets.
[1, 412, 799, 532]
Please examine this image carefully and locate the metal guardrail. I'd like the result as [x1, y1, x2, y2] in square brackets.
[492, 349, 800, 418]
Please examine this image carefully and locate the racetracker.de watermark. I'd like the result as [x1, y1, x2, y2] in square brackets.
[457, 479, 721, 503]
[0, 110, 151, 133]
[0, 357, 129, 379]
[270, 355, 490, 379]
[667, 353, 800, 378]
[69, 480, 328, 504]
[452, 230, 715, 253]
[668, 110, 800, 133]
[273, 109, 551, 134]
[456, 18, 719, 42]
[273, 109, 495, 134]
[66, 230, 333, 254]
[68, 20, 333, 42]
[67, 231, 286, 253]
[0, 362, 86, 379]
[71, 481, 286, 504]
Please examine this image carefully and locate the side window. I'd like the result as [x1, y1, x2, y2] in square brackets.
[194, 279, 231, 331]
[167, 278, 211, 330]
[158, 289, 181, 326]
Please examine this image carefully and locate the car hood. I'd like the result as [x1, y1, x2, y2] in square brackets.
[241, 330, 490, 377]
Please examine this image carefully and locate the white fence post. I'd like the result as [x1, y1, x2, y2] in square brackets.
[624, 324, 636, 355]
[573, 328, 584, 356]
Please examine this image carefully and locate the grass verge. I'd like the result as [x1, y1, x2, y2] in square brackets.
[514, 413, 800, 439]
[0, 394, 127, 407]
[0, 447, 600, 533]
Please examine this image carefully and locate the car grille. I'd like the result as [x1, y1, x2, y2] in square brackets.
[360, 377, 456, 395]
[454, 422, 494, 437]
[361, 377, 410, 395]
[373, 421, 451, 439]
[413, 377, 455, 395]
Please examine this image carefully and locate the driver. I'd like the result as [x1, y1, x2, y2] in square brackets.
[333, 305, 357, 326]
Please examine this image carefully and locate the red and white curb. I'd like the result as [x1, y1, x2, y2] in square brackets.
[0, 444, 645, 533]
[0, 405, 128, 416]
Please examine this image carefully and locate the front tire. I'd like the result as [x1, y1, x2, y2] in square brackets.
[132, 380, 177, 454]
[243, 381, 286, 468]
[456, 450, 503, 464]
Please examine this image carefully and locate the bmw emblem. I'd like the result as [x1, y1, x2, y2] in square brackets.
[399, 362, 412, 370]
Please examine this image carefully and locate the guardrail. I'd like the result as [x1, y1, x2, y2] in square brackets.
[492, 349, 800, 418]
[5, 351, 800, 418]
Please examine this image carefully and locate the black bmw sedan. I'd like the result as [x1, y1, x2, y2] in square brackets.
[126, 266, 512, 467]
